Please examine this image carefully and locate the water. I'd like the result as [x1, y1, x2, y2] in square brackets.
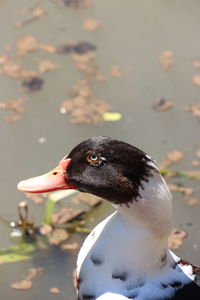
[0, 0, 200, 299]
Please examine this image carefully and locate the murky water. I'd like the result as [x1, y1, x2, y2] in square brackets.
[0, 0, 200, 299]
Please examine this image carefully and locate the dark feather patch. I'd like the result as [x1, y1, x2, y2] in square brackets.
[112, 271, 128, 281]
[90, 254, 103, 266]
[82, 294, 95, 299]
[67, 136, 156, 205]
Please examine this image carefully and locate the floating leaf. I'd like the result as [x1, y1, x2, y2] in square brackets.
[0, 242, 46, 265]
[103, 112, 122, 122]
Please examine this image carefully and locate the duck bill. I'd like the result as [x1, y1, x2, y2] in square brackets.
[17, 158, 76, 193]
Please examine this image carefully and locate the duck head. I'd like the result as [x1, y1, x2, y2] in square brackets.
[18, 136, 156, 205]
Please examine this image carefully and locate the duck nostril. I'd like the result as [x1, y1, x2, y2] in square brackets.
[52, 171, 58, 175]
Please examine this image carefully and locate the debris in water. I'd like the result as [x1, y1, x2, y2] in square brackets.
[17, 36, 55, 56]
[168, 184, 193, 196]
[152, 98, 173, 111]
[0, 97, 27, 113]
[52, 207, 84, 224]
[192, 60, 200, 69]
[103, 112, 122, 122]
[184, 197, 199, 206]
[56, 41, 96, 55]
[39, 224, 53, 236]
[50, 287, 60, 294]
[11, 279, 32, 290]
[159, 51, 174, 70]
[196, 150, 200, 158]
[54, 0, 92, 9]
[110, 65, 123, 77]
[168, 228, 187, 250]
[191, 160, 200, 166]
[193, 75, 200, 87]
[83, 18, 101, 31]
[61, 242, 79, 251]
[0, 55, 37, 79]
[184, 104, 200, 120]
[38, 137, 47, 144]
[182, 170, 200, 179]
[70, 79, 92, 98]
[159, 151, 184, 170]
[17, 201, 36, 237]
[48, 229, 69, 245]
[15, 8, 47, 29]
[70, 192, 102, 207]
[11, 268, 43, 290]
[61, 98, 111, 124]
[38, 60, 58, 73]
[22, 76, 44, 92]
[5, 115, 21, 124]
[0, 97, 27, 124]
[96, 73, 106, 81]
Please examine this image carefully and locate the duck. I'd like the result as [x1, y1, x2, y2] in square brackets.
[17, 136, 200, 300]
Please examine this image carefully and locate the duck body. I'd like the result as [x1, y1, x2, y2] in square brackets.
[17, 136, 200, 299]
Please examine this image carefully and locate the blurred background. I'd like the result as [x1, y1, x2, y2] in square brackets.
[0, 0, 200, 299]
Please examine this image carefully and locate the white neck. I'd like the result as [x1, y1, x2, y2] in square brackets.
[115, 170, 173, 239]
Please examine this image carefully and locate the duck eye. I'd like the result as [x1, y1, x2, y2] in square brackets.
[86, 153, 101, 164]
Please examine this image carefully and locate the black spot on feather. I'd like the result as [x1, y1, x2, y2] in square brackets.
[90, 254, 103, 266]
[82, 294, 95, 299]
[112, 271, 128, 281]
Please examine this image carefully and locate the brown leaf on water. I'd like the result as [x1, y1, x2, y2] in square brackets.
[11, 268, 43, 290]
[168, 184, 193, 196]
[192, 60, 200, 69]
[191, 160, 200, 166]
[71, 192, 102, 207]
[17, 36, 55, 56]
[183, 170, 200, 179]
[5, 114, 21, 124]
[159, 151, 184, 170]
[61, 98, 111, 124]
[50, 287, 60, 294]
[96, 73, 106, 81]
[75, 60, 98, 75]
[110, 65, 123, 77]
[184, 104, 200, 120]
[83, 18, 101, 32]
[32, 8, 47, 17]
[52, 207, 84, 224]
[38, 60, 58, 73]
[26, 268, 43, 281]
[60, 242, 79, 251]
[168, 228, 187, 250]
[11, 279, 32, 290]
[0, 97, 27, 113]
[193, 75, 200, 87]
[39, 224, 53, 235]
[196, 150, 200, 158]
[54, 0, 92, 9]
[153, 98, 173, 111]
[184, 196, 199, 206]
[159, 51, 174, 70]
[0, 55, 37, 79]
[48, 229, 69, 245]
